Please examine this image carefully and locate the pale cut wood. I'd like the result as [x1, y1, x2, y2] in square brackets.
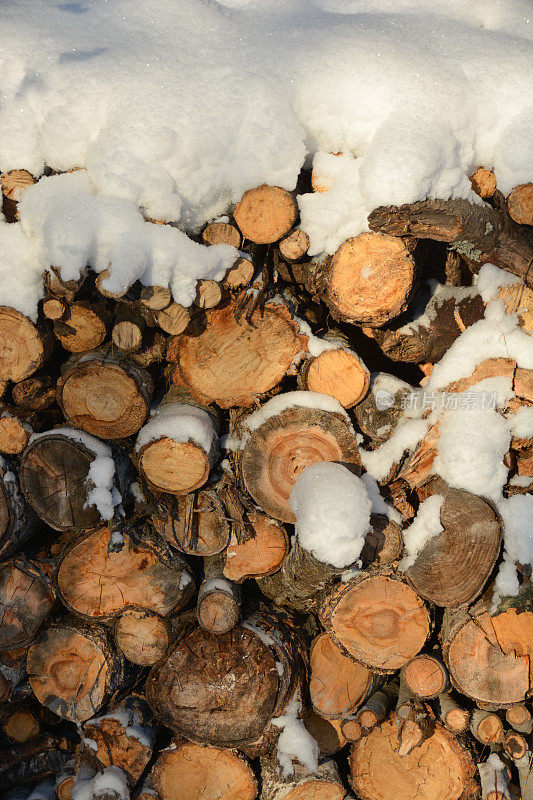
[438, 693, 470, 733]
[239, 404, 360, 522]
[299, 348, 370, 408]
[261, 758, 346, 800]
[57, 348, 153, 440]
[114, 608, 172, 666]
[56, 525, 194, 620]
[508, 183, 533, 226]
[42, 297, 67, 321]
[27, 623, 124, 723]
[304, 710, 347, 755]
[195, 279, 223, 309]
[359, 515, 403, 566]
[0, 413, 30, 454]
[53, 301, 109, 352]
[313, 233, 416, 326]
[140, 285, 172, 311]
[202, 221, 242, 248]
[233, 185, 297, 244]
[0, 559, 55, 652]
[167, 301, 306, 408]
[223, 257, 254, 290]
[279, 229, 310, 262]
[349, 714, 477, 800]
[197, 556, 240, 635]
[152, 741, 257, 800]
[506, 704, 533, 734]
[469, 709, 504, 745]
[112, 304, 145, 352]
[155, 302, 190, 335]
[320, 571, 430, 674]
[309, 633, 375, 720]
[0, 307, 49, 383]
[470, 167, 497, 199]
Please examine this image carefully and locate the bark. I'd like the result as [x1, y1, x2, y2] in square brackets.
[0, 455, 39, 559]
[196, 555, 241, 635]
[437, 693, 470, 734]
[150, 488, 230, 557]
[12, 375, 56, 411]
[304, 710, 347, 755]
[0, 557, 55, 652]
[167, 300, 306, 408]
[57, 346, 153, 440]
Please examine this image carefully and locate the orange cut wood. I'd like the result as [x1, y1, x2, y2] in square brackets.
[115, 609, 172, 666]
[168, 302, 305, 408]
[302, 348, 370, 408]
[508, 183, 533, 225]
[233, 185, 297, 244]
[223, 512, 288, 582]
[139, 437, 211, 495]
[202, 222, 242, 249]
[309, 633, 374, 719]
[0, 415, 30, 454]
[0, 308, 47, 382]
[469, 167, 497, 199]
[402, 654, 448, 699]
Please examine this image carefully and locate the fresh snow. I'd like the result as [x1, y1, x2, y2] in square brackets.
[136, 402, 217, 457]
[272, 692, 319, 778]
[474, 263, 522, 303]
[399, 495, 444, 570]
[289, 462, 372, 568]
[243, 391, 351, 440]
[1, 0, 532, 314]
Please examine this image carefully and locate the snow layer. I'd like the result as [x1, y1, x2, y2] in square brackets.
[289, 462, 372, 567]
[0, 0, 531, 312]
[399, 495, 444, 570]
[136, 402, 217, 457]
[475, 263, 522, 303]
[272, 693, 319, 778]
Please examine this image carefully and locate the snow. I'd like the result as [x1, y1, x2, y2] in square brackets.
[0, 0, 531, 313]
[199, 577, 232, 598]
[30, 427, 120, 519]
[26, 783, 54, 800]
[508, 406, 533, 440]
[360, 418, 429, 482]
[272, 693, 319, 779]
[73, 767, 130, 800]
[495, 494, 533, 598]
[242, 391, 351, 443]
[475, 263, 522, 303]
[136, 402, 218, 458]
[179, 572, 193, 590]
[361, 472, 402, 523]
[399, 495, 444, 570]
[289, 462, 372, 568]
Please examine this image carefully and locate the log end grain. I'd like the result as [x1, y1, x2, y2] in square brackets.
[233, 185, 297, 244]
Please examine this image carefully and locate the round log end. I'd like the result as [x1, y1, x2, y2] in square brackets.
[508, 183, 533, 226]
[139, 437, 211, 495]
[233, 185, 297, 244]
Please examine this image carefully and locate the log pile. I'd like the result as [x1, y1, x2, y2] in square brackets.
[1, 167, 533, 800]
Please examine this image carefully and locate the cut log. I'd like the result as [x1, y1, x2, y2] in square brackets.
[3, 707, 40, 743]
[12, 375, 56, 411]
[359, 515, 403, 567]
[82, 696, 154, 784]
[202, 221, 242, 248]
[151, 489, 230, 557]
[195, 279, 223, 310]
[139, 285, 172, 311]
[405, 487, 502, 608]
[260, 758, 346, 800]
[437, 693, 470, 733]
[469, 710, 504, 745]
[0, 308, 50, 383]
[299, 347, 370, 408]
[341, 717, 363, 743]
[223, 257, 254, 291]
[57, 348, 153, 440]
[505, 704, 533, 735]
[401, 653, 449, 699]
[233, 185, 297, 244]
[197, 556, 240, 635]
[442, 604, 533, 708]
[56, 524, 194, 620]
[0, 455, 38, 559]
[319, 571, 431, 673]
[114, 608, 172, 666]
[311, 233, 416, 326]
[155, 302, 191, 335]
[238, 402, 360, 522]
[304, 710, 347, 754]
[470, 168, 497, 199]
[53, 301, 109, 352]
[111, 304, 145, 353]
[354, 373, 411, 446]
[1, 169, 36, 221]
[42, 297, 67, 321]
[355, 684, 397, 732]
[349, 713, 477, 800]
[27, 623, 124, 723]
[508, 183, 533, 226]
[20, 430, 113, 531]
[223, 511, 288, 582]
[279, 229, 310, 263]
[167, 301, 306, 408]
[503, 731, 528, 761]
[0, 413, 31, 454]
[135, 394, 219, 495]
[0, 559, 55, 652]
[152, 740, 257, 800]
[368, 197, 533, 288]
[309, 632, 376, 720]
[516, 753, 533, 800]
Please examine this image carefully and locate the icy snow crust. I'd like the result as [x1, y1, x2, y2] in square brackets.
[0, 0, 532, 317]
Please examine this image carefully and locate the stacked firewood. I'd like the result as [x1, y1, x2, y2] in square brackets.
[1, 169, 533, 800]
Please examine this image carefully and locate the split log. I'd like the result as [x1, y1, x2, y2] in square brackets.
[56, 524, 194, 620]
[233, 185, 297, 244]
[298, 345, 370, 408]
[27, 622, 125, 723]
[152, 740, 257, 800]
[197, 555, 240, 635]
[469, 710, 504, 745]
[505, 705, 533, 735]
[310, 233, 416, 326]
[57, 348, 153, 440]
[260, 758, 346, 800]
[167, 301, 306, 408]
[470, 168, 497, 199]
[238, 401, 360, 522]
[223, 511, 288, 582]
[279, 229, 310, 263]
[442, 604, 533, 708]
[0, 558, 55, 652]
[437, 693, 470, 734]
[135, 393, 219, 495]
[508, 183, 533, 226]
[114, 608, 172, 666]
[404, 487, 502, 608]
[349, 713, 477, 800]
[202, 221, 242, 248]
[0, 455, 38, 558]
[359, 515, 403, 567]
[82, 696, 154, 784]
[150, 489, 230, 556]
[368, 197, 533, 288]
[147, 612, 305, 750]
[53, 301, 109, 352]
[1, 169, 36, 221]
[309, 632, 377, 720]
[19, 430, 115, 531]
[319, 570, 431, 674]
[0, 308, 51, 383]
[401, 653, 449, 699]
[12, 375, 56, 411]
